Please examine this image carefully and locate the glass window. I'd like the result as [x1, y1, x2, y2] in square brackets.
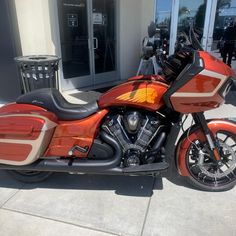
[155, 0, 172, 51]
[57, 0, 91, 79]
[211, 0, 236, 55]
[177, 0, 206, 43]
[93, 0, 116, 74]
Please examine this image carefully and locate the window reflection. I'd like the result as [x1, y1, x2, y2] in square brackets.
[177, 0, 206, 41]
[58, 0, 90, 79]
[155, 0, 172, 53]
[212, 0, 236, 56]
[93, 0, 116, 74]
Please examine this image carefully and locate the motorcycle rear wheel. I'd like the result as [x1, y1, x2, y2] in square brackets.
[7, 170, 52, 183]
[185, 130, 236, 191]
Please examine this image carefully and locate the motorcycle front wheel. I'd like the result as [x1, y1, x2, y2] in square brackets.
[185, 130, 236, 191]
[7, 170, 52, 183]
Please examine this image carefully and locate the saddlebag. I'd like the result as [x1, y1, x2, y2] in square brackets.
[0, 104, 57, 165]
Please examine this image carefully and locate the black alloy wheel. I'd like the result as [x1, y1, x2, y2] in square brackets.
[185, 131, 236, 191]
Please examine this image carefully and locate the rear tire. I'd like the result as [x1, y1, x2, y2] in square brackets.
[7, 170, 52, 183]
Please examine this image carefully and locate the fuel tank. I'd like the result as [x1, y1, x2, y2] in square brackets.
[98, 78, 169, 111]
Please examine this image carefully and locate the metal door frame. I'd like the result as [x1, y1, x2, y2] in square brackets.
[203, 0, 218, 52]
[88, 0, 119, 86]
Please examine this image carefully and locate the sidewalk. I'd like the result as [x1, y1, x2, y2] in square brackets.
[0, 160, 235, 236]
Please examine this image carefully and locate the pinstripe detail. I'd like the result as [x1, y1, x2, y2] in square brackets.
[172, 70, 228, 98]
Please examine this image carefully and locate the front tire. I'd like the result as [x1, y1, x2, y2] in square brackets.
[184, 130, 236, 191]
[7, 170, 52, 183]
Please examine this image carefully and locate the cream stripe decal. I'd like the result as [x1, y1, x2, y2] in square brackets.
[172, 69, 228, 98]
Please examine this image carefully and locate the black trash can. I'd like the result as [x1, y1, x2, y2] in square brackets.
[15, 55, 60, 93]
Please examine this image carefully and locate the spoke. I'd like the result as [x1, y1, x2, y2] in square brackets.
[224, 162, 230, 168]
[226, 174, 232, 180]
[203, 175, 207, 183]
[214, 177, 218, 186]
[223, 135, 230, 143]
[198, 172, 202, 179]
[230, 170, 236, 177]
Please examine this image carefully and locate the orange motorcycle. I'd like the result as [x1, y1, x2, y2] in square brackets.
[0, 30, 236, 191]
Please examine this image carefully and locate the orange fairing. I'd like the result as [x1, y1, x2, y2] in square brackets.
[44, 109, 108, 158]
[177, 120, 236, 176]
[199, 51, 231, 75]
[170, 51, 233, 113]
[99, 81, 168, 111]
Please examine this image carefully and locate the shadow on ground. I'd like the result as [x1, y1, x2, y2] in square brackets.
[0, 167, 199, 195]
[0, 170, 167, 197]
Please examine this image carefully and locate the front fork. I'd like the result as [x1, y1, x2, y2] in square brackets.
[193, 113, 222, 165]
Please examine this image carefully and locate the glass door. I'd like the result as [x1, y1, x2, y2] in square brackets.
[158, 0, 209, 55]
[177, 0, 207, 48]
[57, 0, 117, 90]
[91, 0, 117, 85]
[155, 0, 172, 55]
[57, 0, 93, 89]
[205, 0, 236, 67]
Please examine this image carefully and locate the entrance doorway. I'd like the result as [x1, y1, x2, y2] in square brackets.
[57, 0, 117, 90]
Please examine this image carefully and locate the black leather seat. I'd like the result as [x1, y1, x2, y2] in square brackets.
[16, 88, 99, 121]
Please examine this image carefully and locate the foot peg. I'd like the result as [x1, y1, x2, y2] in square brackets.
[68, 145, 89, 156]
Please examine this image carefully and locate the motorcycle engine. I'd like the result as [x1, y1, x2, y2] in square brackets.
[102, 111, 163, 167]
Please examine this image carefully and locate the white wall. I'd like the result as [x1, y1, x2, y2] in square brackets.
[119, 0, 154, 80]
[14, 0, 55, 55]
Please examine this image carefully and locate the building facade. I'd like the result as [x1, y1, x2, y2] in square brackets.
[1, 0, 236, 100]
[14, 0, 155, 92]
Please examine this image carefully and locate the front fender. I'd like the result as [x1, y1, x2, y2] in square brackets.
[176, 119, 236, 176]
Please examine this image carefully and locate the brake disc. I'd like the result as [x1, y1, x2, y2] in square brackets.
[198, 141, 236, 179]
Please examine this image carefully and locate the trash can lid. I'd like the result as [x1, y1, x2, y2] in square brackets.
[15, 55, 60, 63]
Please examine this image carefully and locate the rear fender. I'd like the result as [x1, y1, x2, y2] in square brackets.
[176, 119, 236, 176]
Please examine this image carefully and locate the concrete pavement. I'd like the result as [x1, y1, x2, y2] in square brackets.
[0, 165, 235, 236]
